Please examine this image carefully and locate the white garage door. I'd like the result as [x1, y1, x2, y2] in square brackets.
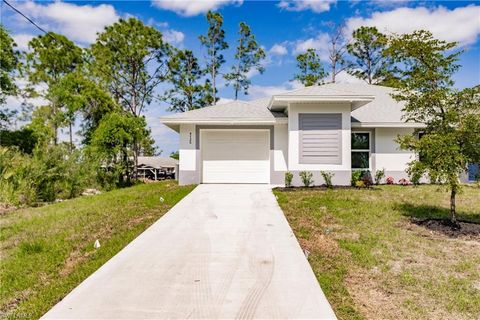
[201, 130, 270, 184]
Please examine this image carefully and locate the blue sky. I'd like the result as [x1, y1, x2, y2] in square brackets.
[2, 0, 480, 155]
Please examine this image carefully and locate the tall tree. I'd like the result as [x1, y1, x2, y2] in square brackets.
[386, 30, 480, 226]
[0, 25, 20, 127]
[50, 71, 117, 146]
[164, 49, 214, 112]
[224, 22, 266, 100]
[347, 26, 392, 84]
[26, 32, 82, 145]
[293, 49, 326, 86]
[199, 11, 228, 105]
[90, 18, 170, 177]
[325, 22, 350, 83]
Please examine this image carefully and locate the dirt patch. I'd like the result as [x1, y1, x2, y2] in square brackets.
[0, 203, 17, 215]
[410, 218, 480, 240]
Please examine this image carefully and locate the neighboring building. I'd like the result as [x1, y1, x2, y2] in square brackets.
[137, 156, 178, 181]
[160, 83, 470, 186]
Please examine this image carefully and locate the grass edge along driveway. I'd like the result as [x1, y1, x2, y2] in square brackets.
[273, 185, 480, 320]
[0, 181, 195, 319]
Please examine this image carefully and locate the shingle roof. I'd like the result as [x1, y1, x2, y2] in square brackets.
[138, 156, 178, 169]
[160, 83, 408, 124]
[161, 99, 285, 121]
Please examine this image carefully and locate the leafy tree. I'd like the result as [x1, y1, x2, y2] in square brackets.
[51, 71, 117, 145]
[164, 49, 213, 112]
[90, 18, 170, 177]
[26, 32, 83, 144]
[0, 25, 20, 127]
[0, 128, 37, 154]
[199, 11, 228, 105]
[170, 151, 179, 160]
[224, 22, 266, 99]
[386, 30, 480, 225]
[347, 26, 392, 84]
[90, 112, 151, 186]
[293, 49, 326, 86]
[325, 22, 350, 83]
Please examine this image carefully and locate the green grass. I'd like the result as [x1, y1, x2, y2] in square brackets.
[274, 185, 480, 320]
[0, 181, 195, 319]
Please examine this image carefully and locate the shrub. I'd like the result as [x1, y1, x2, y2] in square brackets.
[361, 170, 374, 188]
[351, 170, 363, 186]
[320, 171, 334, 188]
[374, 168, 385, 185]
[284, 171, 293, 188]
[399, 178, 411, 186]
[386, 176, 395, 185]
[411, 171, 422, 186]
[355, 180, 365, 188]
[299, 171, 313, 187]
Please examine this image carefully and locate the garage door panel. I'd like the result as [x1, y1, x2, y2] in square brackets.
[201, 130, 270, 184]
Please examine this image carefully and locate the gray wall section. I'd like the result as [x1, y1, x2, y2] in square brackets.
[299, 113, 342, 165]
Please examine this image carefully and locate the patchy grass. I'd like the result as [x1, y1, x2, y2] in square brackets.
[0, 181, 195, 319]
[274, 185, 480, 320]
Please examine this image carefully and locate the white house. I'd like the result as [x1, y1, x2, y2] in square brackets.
[161, 83, 475, 186]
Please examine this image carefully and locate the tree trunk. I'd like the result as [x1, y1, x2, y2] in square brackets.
[212, 62, 216, 105]
[69, 122, 73, 153]
[450, 187, 458, 226]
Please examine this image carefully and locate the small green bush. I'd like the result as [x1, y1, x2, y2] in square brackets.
[320, 171, 334, 188]
[374, 168, 385, 185]
[299, 171, 313, 187]
[284, 171, 293, 188]
[355, 180, 365, 188]
[351, 170, 363, 186]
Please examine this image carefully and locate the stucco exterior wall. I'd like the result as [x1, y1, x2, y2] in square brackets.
[374, 127, 415, 181]
[178, 124, 200, 185]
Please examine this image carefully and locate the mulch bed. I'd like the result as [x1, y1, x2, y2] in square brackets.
[411, 218, 480, 240]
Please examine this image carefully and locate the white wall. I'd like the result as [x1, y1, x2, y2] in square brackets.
[374, 127, 415, 173]
[288, 102, 351, 171]
[274, 124, 288, 171]
[179, 124, 196, 171]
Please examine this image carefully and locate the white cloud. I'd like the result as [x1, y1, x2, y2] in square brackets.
[346, 5, 480, 47]
[269, 44, 288, 56]
[151, 0, 243, 17]
[278, 0, 336, 13]
[247, 80, 303, 99]
[163, 30, 185, 44]
[12, 33, 34, 52]
[15, 1, 119, 44]
[293, 32, 330, 61]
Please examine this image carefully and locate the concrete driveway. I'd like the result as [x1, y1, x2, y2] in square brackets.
[42, 184, 336, 319]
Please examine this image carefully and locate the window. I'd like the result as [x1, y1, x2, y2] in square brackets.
[351, 132, 370, 169]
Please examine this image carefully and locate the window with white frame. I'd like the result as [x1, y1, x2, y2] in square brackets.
[351, 132, 370, 170]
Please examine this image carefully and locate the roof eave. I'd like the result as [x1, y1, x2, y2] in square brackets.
[269, 95, 375, 111]
[351, 122, 425, 128]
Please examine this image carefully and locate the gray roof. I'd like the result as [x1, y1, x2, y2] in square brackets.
[138, 156, 178, 169]
[161, 99, 285, 122]
[160, 83, 409, 125]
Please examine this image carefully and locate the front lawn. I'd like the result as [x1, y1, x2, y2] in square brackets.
[274, 185, 480, 320]
[0, 181, 195, 319]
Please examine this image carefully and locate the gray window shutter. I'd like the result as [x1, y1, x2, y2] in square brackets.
[299, 113, 342, 164]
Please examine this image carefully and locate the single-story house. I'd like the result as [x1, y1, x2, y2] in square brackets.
[137, 156, 178, 180]
[161, 83, 477, 186]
